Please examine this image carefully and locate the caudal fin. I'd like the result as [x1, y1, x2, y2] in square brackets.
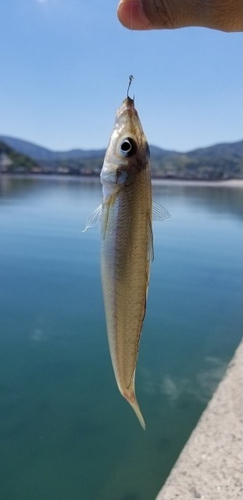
[122, 390, 146, 430]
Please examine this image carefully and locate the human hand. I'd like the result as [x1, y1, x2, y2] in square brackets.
[117, 0, 243, 32]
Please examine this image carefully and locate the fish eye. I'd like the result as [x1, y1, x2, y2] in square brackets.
[119, 137, 137, 157]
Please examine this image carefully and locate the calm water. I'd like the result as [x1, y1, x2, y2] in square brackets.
[0, 175, 242, 500]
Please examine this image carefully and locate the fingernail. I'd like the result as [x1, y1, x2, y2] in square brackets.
[118, 0, 151, 30]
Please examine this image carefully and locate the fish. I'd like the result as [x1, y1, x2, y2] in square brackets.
[84, 95, 170, 428]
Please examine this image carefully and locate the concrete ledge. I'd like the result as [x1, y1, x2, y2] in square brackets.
[156, 341, 243, 500]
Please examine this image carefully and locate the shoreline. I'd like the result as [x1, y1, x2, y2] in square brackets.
[152, 178, 243, 188]
[156, 341, 243, 500]
[1, 173, 243, 189]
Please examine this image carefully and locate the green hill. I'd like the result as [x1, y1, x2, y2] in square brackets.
[0, 140, 39, 173]
[151, 141, 243, 180]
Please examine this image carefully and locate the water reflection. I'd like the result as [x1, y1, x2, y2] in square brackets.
[153, 181, 243, 219]
[1, 175, 243, 220]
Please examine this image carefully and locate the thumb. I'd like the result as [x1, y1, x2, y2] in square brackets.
[117, 0, 243, 32]
[117, 1, 152, 30]
[117, 0, 187, 30]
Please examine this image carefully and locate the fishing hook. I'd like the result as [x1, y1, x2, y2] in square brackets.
[127, 75, 134, 98]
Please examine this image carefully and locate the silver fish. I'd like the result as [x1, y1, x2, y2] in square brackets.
[84, 96, 170, 428]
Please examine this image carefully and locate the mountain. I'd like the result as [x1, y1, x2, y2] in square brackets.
[0, 136, 105, 162]
[0, 135, 242, 180]
[0, 135, 180, 162]
[0, 139, 39, 173]
[151, 141, 243, 180]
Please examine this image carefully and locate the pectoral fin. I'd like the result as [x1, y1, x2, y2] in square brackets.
[152, 202, 171, 221]
[82, 204, 102, 232]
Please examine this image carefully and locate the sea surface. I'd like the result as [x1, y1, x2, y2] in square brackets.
[0, 175, 242, 500]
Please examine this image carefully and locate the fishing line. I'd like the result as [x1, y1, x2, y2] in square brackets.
[129, 0, 134, 95]
[130, 0, 133, 74]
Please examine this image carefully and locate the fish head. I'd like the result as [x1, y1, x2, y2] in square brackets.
[101, 97, 150, 199]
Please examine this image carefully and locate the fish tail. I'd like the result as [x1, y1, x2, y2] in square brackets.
[122, 388, 146, 430]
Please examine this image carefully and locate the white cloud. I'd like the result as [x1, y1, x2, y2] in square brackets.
[161, 375, 180, 402]
[31, 328, 44, 342]
[160, 357, 227, 405]
[141, 356, 228, 407]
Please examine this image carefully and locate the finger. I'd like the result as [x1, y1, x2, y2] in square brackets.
[117, 0, 243, 32]
[117, 0, 152, 30]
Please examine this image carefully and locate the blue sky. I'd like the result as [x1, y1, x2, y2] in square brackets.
[0, 0, 242, 152]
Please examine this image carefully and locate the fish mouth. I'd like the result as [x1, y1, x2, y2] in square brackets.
[116, 97, 140, 135]
[117, 97, 135, 117]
